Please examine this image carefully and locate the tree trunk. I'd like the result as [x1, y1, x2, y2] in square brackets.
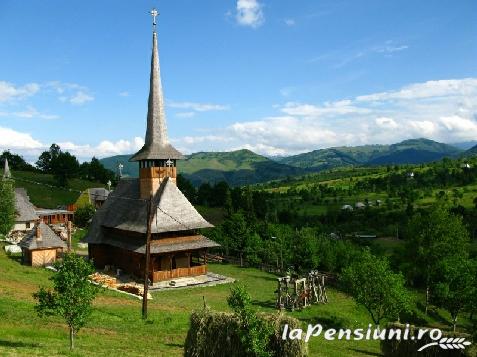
[453, 316, 457, 333]
[69, 326, 74, 350]
[425, 285, 429, 314]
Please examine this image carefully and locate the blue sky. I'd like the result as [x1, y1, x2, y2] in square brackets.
[0, 0, 476, 160]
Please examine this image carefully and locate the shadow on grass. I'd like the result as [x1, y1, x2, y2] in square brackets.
[298, 315, 348, 330]
[0, 339, 40, 348]
[251, 299, 276, 309]
[416, 302, 450, 326]
[5, 253, 22, 264]
[348, 348, 382, 356]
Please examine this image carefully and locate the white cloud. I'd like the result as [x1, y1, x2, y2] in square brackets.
[281, 100, 370, 117]
[0, 81, 39, 102]
[0, 126, 43, 150]
[173, 77, 477, 156]
[357, 78, 477, 102]
[284, 18, 295, 26]
[168, 100, 229, 112]
[45, 81, 94, 105]
[57, 137, 144, 158]
[176, 112, 196, 118]
[13, 106, 59, 120]
[119, 91, 129, 97]
[236, 0, 264, 28]
[70, 91, 94, 105]
[375, 117, 398, 129]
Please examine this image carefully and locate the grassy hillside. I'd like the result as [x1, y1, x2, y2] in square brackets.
[0, 169, 106, 208]
[279, 138, 462, 169]
[101, 149, 306, 186]
[0, 246, 472, 357]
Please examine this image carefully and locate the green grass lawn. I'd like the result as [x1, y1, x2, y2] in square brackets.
[0, 244, 471, 357]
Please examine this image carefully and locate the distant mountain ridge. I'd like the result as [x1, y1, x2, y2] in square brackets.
[100, 149, 306, 186]
[466, 144, 477, 156]
[278, 138, 462, 169]
[100, 138, 463, 186]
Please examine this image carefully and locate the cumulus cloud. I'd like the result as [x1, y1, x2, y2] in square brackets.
[4, 78, 477, 159]
[46, 81, 95, 105]
[0, 81, 39, 102]
[0, 126, 43, 150]
[168, 100, 229, 112]
[174, 78, 477, 156]
[236, 0, 264, 28]
[356, 78, 477, 102]
[375, 117, 398, 129]
[69, 91, 94, 105]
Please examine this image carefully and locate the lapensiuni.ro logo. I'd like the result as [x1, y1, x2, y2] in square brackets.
[282, 324, 472, 352]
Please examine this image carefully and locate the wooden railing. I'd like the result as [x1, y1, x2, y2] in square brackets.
[152, 265, 207, 282]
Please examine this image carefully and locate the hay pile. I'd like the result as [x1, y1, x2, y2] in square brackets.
[184, 308, 307, 357]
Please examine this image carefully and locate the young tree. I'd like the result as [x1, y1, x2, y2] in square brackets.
[341, 249, 411, 325]
[433, 256, 476, 332]
[0, 179, 15, 236]
[403, 205, 470, 313]
[33, 253, 99, 350]
[74, 204, 96, 228]
[227, 285, 273, 357]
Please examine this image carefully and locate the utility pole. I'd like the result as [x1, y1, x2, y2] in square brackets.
[142, 196, 153, 319]
[67, 220, 72, 252]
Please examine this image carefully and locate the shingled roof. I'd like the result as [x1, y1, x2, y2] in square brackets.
[84, 177, 214, 245]
[130, 31, 183, 161]
[99, 234, 219, 255]
[19, 222, 67, 250]
[15, 188, 39, 222]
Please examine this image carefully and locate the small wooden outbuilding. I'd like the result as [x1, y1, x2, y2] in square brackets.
[19, 222, 67, 267]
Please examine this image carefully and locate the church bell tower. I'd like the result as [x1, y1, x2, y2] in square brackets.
[129, 9, 183, 199]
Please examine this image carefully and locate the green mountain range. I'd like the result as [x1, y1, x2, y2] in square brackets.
[278, 138, 462, 168]
[100, 149, 306, 186]
[465, 144, 477, 157]
[100, 138, 463, 186]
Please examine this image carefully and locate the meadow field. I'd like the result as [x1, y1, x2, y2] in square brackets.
[0, 242, 472, 357]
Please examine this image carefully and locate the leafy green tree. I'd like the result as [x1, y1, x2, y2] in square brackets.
[0, 179, 15, 236]
[223, 212, 249, 263]
[341, 249, 411, 325]
[433, 256, 476, 332]
[1, 151, 35, 171]
[74, 204, 96, 228]
[36, 143, 61, 173]
[227, 285, 273, 357]
[177, 174, 197, 203]
[402, 205, 470, 313]
[244, 233, 263, 266]
[33, 253, 99, 350]
[292, 228, 319, 272]
[51, 151, 80, 187]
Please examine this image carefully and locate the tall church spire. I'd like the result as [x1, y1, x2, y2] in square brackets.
[3, 158, 11, 179]
[130, 9, 183, 162]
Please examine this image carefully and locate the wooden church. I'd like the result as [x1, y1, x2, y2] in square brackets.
[84, 20, 219, 283]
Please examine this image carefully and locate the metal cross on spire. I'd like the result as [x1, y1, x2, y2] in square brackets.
[150, 8, 159, 31]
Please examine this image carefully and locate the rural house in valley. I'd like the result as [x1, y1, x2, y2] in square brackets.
[19, 222, 67, 267]
[84, 24, 219, 283]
